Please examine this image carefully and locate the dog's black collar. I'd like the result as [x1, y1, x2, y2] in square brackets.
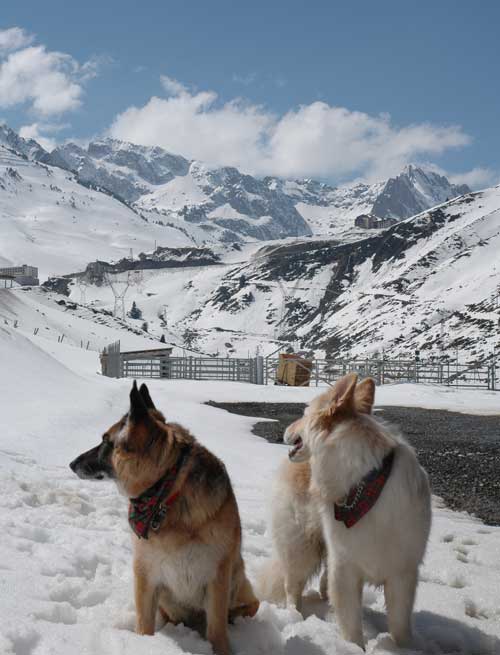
[334, 450, 395, 529]
[128, 444, 191, 539]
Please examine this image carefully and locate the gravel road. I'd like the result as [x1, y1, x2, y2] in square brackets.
[206, 401, 500, 526]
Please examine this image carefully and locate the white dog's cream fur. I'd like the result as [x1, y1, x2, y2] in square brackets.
[257, 457, 327, 610]
[279, 375, 431, 649]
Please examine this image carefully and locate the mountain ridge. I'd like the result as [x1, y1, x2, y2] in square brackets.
[0, 123, 471, 245]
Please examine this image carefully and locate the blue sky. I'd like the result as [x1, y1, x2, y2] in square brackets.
[0, 0, 499, 186]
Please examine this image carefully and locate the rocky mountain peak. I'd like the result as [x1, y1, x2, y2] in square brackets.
[371, 164, 471, 219]
[0, 124, 48, 161]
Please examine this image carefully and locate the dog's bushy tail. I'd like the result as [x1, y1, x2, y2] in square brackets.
[254, 558, 286, 604]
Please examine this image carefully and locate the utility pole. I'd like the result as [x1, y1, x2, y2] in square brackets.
[76, 275, 89, 304]
[105, 272, 132, 320]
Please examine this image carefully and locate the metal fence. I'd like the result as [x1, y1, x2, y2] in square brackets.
[264, 356, 498, 390]
[123, 355, 263, 384]
[101, 341, 498, 390]
[102, 342, 264, 384]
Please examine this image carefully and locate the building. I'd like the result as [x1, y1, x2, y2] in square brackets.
[0, 264, 39, 286]
[354, 214, 398, 229]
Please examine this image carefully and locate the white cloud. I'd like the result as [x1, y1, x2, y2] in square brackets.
[0, 27, 34, 52]
[18, 122, 68, 151]
[109, 76, 471, 181]
[449, 167, 500, 190]
[266, 105, 470, 181]
[0, 28, 104, 118]
[160, 74, 189, 96]
[110, 79, 273, 174]
[0, 46, 83, 116]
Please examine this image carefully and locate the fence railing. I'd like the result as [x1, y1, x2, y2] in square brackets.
[101, 341, 498, 390]
[263, 356, 498, 390]
[102, 342, 264, 384]
[122, 356, 263, 384]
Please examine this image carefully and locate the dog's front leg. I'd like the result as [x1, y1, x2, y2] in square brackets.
[330, 560, 364, 649]
[206, 555, 231, 655]
[134, 560, 158, 635]
[229, 569, 259, 621]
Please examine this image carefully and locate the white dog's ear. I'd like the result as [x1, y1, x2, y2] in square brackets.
[319, 373, 358, 428]
[333, 373, 358, 409]
[355, 378, 376, 414]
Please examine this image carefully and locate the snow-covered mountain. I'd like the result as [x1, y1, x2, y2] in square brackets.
[266, 177, 386, 237]
[79, 186, 497, 363]
[371, 164, 470, 218]
[219, 186, 500, 361]
[0, 143, 196, 280]
[45, 134, 469, 240]
[0, 124, 47, 161]
[266, 166, 470, 237]
[46, 139, 312, 242]
[0, 124, 471, 259]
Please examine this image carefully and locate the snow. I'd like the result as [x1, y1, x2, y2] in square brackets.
[139, 172, 210, 213]
[294, 191, 378, 239]
[0, 326, 499, 654]
[0, 146, 192, 281]
[208, 205, 272, 227]
[0, 287, 162, 353]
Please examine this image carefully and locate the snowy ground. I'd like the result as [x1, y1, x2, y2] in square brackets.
[0, 329, 499, 654]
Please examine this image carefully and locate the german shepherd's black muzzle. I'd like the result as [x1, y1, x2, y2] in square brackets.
[70, 441, 115, 480]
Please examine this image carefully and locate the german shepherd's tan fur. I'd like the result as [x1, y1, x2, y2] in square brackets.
[70, 382, 259, 655]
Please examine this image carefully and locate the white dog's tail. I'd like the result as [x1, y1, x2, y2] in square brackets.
[255, 558, 286, 604]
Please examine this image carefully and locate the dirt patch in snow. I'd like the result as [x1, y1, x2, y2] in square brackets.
[206, 401, 500, 526]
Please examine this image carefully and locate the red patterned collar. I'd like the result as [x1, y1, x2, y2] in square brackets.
[334, 450, 395, 529]
[128, 446, 191, 539]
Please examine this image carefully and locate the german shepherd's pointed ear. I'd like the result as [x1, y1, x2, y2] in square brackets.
[355, 377, 376, 414]
[139, 383, 156, 410]
[129, 380, 150, 423]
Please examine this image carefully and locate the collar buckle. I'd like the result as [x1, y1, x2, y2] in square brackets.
[151, 503, 168, 532]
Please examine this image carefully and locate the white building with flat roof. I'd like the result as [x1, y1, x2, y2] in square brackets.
[0, 264, 39, 286]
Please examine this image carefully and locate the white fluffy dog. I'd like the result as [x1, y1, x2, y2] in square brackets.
[283, 374, 431, 649]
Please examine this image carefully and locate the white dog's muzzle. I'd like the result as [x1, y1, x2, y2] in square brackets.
[284, 424, 310, 462]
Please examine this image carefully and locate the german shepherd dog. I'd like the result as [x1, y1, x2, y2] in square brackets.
[70, 382, 259, 655]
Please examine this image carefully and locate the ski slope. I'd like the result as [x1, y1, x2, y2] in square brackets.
[0, 145, 193, 281]
[0, 326, 499, 655]
[0, 286, 162, 353]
